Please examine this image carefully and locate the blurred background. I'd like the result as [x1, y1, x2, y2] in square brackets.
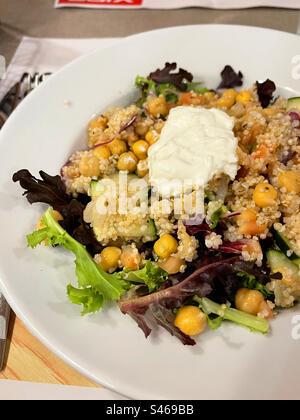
[1, 0, 300, 64]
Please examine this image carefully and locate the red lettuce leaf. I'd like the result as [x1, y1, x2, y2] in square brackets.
[119, 256, 239, 345]
[119, 257, 238, 315]
[148, 62, 193, 92]
[129, 312, 152, 338]
[13, 169, 69, 208]
[149, 303, 196, 346]
[256, 79, 276, 108]
[218, 65, 243, 89]
[12, 169, 102, 255]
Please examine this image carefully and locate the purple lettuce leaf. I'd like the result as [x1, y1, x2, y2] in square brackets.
[148, 62, 193, 92]
[119, 257, 238, 316]
[13, 169, 69, 208]
[218, 65, 243, 89]
[256, 79, 276, 108]
[129, 311, 152, 338]
[12, 169, 102, 255]
[149, 303, 196, 346]
[119, 256, 239, 345]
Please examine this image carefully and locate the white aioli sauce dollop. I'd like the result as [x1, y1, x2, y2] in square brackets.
[148, 106, 238, 195]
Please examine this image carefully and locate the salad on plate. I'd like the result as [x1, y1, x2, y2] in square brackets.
[13, 62, 300, 346]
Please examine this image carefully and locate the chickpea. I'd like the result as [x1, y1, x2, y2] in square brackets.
[117, 152, 138, 172]
[127, 134, 139, 147]
[108, 139, 127, 155]
[235, 288, 264, 315]
[236, 90, 252, 104]
[79, 155, 101, 177]
[154, 234, 178, 259]
[278, 171, 300, 194]
[92, 145, 111, 160]
[137, 159, 149, 177]
[253, 183, 278, 207]
[148, 96, 168, 117]
[132, 140, 149, 160]
[135, 122, 149, 137]
[159, 256, 185, 275]
[89, 116, 107, 131]
[145, 130, 159, 146]
[217, 89, 238, 109]
[174, 306, 207, 336]
[97, 246, 121, 272]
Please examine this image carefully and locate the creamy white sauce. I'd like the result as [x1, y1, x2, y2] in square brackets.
[148, 106, 238, 195]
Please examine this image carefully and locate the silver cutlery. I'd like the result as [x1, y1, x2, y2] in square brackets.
[0, 293, 10, 370]
[0, 71, 51, 370]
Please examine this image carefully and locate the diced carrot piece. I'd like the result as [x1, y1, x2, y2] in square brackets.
[252, 141, 277, 159]
[181, 92, 193, 105]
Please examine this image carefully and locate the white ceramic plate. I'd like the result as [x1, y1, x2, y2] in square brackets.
[1, 25, 300, 400]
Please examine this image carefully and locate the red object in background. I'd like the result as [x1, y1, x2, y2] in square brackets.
[56, 0, 143, 6]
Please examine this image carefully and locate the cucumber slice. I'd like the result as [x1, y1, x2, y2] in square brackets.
[286, 97, 300, 112]
[293, 258, 300, 267]
[266, 250, 300, 280]
[273, 229, 300, 260]
[89, 179, 105, 199]
[147, 219, 157, 237]
[93, 217, 156, 241]
[124, 218, 156, 239]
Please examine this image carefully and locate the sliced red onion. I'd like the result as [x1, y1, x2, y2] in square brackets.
[219, 241, 245, 254]
[288, 110, 300, 121]
[218, 246, 242, 254]
[91, 136, 116, 150]
[185, 223, 213, 235]
[92, 113, 138, 150]
[221, 211, 242, 219]
[120, 113, 138, 131]
[142, 106, 155, 121]
[163, 88, 182, 96]
[148, 89, 157, 98]
[279, 150, 296, 165]
[60, 159, 72, 181]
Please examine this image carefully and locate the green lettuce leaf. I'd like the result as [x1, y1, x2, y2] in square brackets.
[27, 207, 129, 315]
[135, 76, 157, 107]
[194, 300, 223, 330]
[237, 272, 274, 300]
[121, 260, 168, 293]
[186, 81, 210, 94]
[67, 285, 103, 316]
[135, 76, 157, 96]
[156, 83, 179, 103]
[135, 75, 209, 106]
